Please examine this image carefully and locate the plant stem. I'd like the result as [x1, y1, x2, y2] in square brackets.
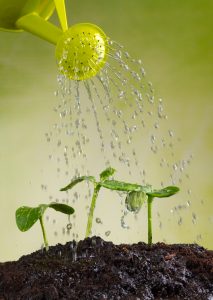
[147, 196, 154, 245]
[39, 216, 49, 251]
[85, 184, 101, 238]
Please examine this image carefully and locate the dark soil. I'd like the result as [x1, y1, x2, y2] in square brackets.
[0, 237, 212, 300]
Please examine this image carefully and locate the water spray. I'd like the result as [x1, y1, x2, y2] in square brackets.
[0, 0, 108, 80]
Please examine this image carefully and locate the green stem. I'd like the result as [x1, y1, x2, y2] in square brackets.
[39, 216, 49, 251]
[85, 184, 101, 238]
[147, 196, 154, 245]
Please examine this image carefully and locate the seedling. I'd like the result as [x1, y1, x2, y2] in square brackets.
[97, 175, 179, 245]
[61, 166, 179, 244]
[16, 202, 75, 251]
[60, 167, 116, 237]
[124, 187, 179, 244]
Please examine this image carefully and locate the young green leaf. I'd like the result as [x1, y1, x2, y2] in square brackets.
[16, 205, 47, 232]
[100, 180, 152, 193]
[49, 203, 75, 214]
[60, 176, 96, 191]
[100, 167, 116, 181]
[16, 202, 75, 232]
[147, 186, 179, 198]
[125, 191, 147, 213]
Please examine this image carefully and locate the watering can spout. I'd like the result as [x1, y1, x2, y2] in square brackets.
[15, 0, 69, 44]
[0, 0, 67, 44]
[15, 0, 69, 45]
[16, 12, 62, 45]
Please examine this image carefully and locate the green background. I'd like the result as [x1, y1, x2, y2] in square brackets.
[0, 0, 212, 261]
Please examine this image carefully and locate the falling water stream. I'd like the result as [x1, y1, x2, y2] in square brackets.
[41, 39, 200, 246]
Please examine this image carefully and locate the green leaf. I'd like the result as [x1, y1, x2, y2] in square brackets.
[16, 202, 75, 232]
[147, 186, 180, 198]
[49, 202, 75, 214]
[125, 191, 147, 213]
[100, 180, 152, 192]
[60, 176, 96, 191]
[100, 167, 116, 181]
[16, 205, 48, 232]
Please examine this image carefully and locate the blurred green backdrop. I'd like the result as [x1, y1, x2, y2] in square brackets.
[0, 0, 212, 261]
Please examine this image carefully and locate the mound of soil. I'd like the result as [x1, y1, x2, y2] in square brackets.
[0, 237, 212, 300]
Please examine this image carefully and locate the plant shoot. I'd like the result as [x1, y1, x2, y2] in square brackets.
[16, 202, 75, 251]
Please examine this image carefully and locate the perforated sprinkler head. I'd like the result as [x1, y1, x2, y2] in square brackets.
[55, 23, 108, 81]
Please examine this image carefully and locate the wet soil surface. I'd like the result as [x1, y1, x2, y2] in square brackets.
[0, 237, 212, 300]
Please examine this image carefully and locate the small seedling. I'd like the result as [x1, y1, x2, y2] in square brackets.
[16, 202, 75, 251]
[61, 167, 179, 244]
[124, 187, 179, 244]
[60, 167, 116, 237]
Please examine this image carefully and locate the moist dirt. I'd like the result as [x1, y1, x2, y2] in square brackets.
[0, 237, 212, 300]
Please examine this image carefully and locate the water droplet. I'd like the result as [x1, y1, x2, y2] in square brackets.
[187, 189, 191, 195]
[168, 130, 174, 137]
[54, 90, 59, 97]
[105, 230, 111, 237]
[124, 51, 130, 58]
[192, 213, 197, 224]
[41, 184, 47, 191]
[154, 122, 159, 129]
[151, 135, 156, 144]
[60, 110, 66, 118]
[95, 218, 102, 224]
[118, 90, 125, 98]
[67, 223, 72, 230]
[121, 213, 130, 229]
[196, 234, 202, 241]
[178, 217, 183, 226]
[173, 164, 178, 171]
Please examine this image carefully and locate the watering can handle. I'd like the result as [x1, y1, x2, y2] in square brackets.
[54, 0, 68, 32]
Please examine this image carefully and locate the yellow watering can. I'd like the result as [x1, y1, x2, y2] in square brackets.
[0, 0, 108, 80]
